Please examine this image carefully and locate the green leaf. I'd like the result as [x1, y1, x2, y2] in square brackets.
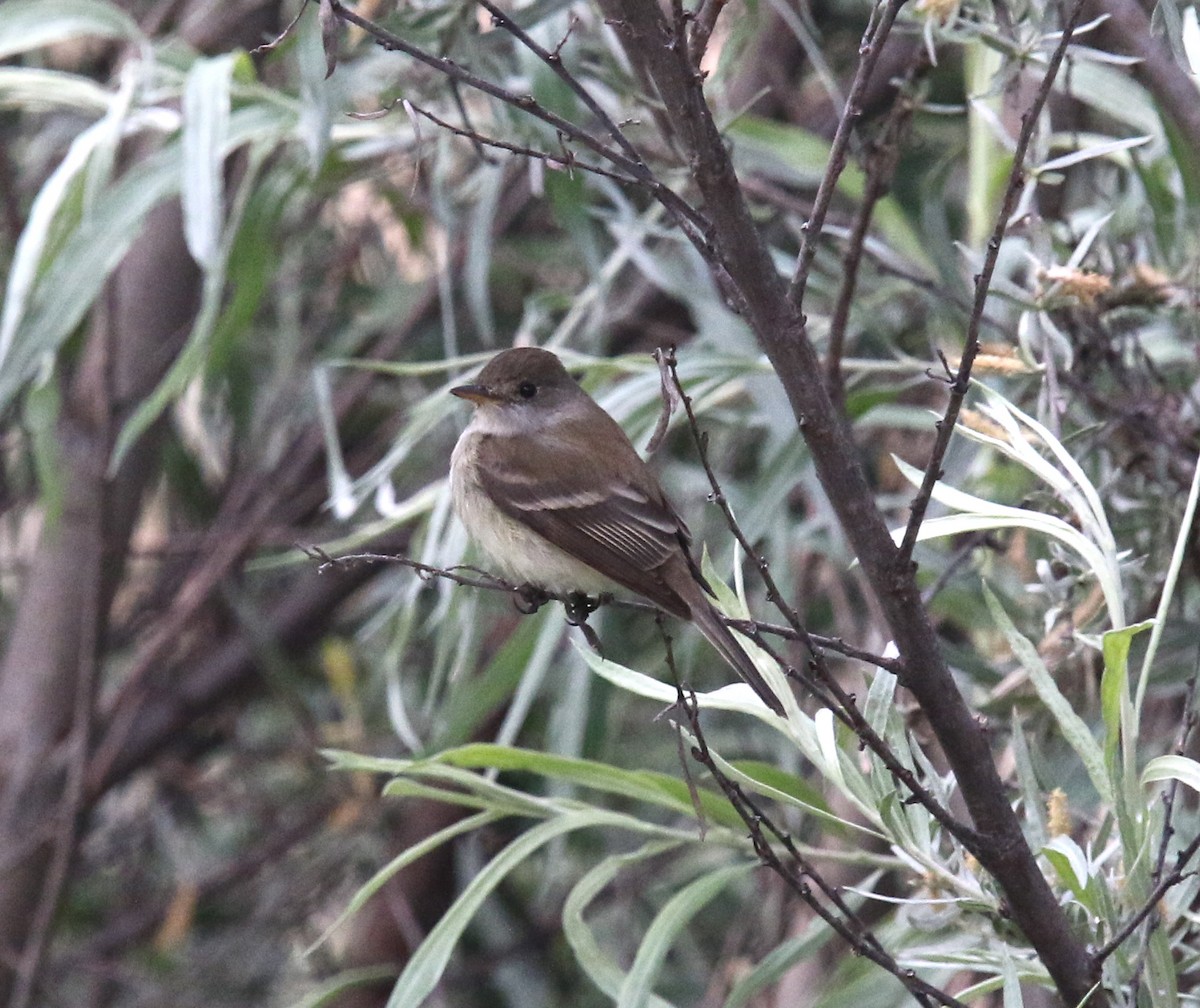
[1100, 620, 1153, 776]
[619, 864, 756, 1008]
[0, 143, 179, 412]
[983, 585, 1112, 806]
[1141, 755, 1200, 794]
[288, 966, 403, 1008]
[1042, 835, 1096, 913]
[0, 66, 113, 114]
[25, 374, 64, 525]
[563, 843, 684, 1008]
[0, 0, 141, 61]
[430, 743, 744, 827]
[385, 810, 645, 1008]
[182, 53, 236, 268]
[1, 91, 126, 359]
[726, 115, 935, 277]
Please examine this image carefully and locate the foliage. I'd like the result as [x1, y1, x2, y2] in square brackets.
[2, 0, 1200, 1006]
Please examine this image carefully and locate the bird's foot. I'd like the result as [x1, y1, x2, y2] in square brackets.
[513, 584, 551, 615]
[564, 591, 609, 626]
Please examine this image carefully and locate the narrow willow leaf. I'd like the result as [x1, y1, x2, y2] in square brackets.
[182, 53, 235, 268]
[430, 743, 742, 827]
[0, 145, 179, 411]
[618, 864, 756, 1008]
[0, 0, 140, 60]
[573, 644, 786, 726]
[892, 451, 1124, 631]
[385, 810, 648, 1008]
[1141, 755, 1200, 794]
[563, 843, 683, 1008]
[1042, 836, 1096, 914]
[983, 585, 1112, 806]
[1034, 134, 1151, 174]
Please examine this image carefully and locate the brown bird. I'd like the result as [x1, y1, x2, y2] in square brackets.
[449, 347, 784, 715]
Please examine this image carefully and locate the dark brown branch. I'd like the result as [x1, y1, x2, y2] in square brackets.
[896, 4, 1086, 563]
[595, 2, 1100, 1002]
[659, 347, 970, 847]
[686, 0, 727, 67]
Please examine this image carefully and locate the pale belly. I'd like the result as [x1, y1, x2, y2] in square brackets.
[450, 434, 622, 597]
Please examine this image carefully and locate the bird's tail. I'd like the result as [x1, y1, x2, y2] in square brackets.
[689, 600, 786, 716]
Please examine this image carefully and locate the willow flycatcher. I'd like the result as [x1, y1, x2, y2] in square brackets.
[449, 346, 784, 716]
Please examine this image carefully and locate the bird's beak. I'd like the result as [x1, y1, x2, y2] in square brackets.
[450, 382, 501, 405]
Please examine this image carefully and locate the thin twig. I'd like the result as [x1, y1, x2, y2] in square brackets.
[921, 531, 1000, 605]
[475, 0, 649, 172]
[687, 0, 727, 67]
[406, 104, 642, 185]
[786, 0, 906, 309]
[680, 692, 964, 1008]
[1116, 665, 1200, 973]
[897, 0, 1088, 564]
[306, 546, 902, 671]
[329, 0, 715, 251]
[826, 57, 928, 403]
[659, 348, 974, 849]
[447, 78, 494, 165]
[1094, 828, 1200, 964]
[249, 0, 311, 55]
[1151, 666, 1200, 887]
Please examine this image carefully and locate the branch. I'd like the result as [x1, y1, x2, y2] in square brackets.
[659, 347, 972, 849]
[404, 103, 642, 185]
[786, 0, 906, 309]
[1094, 669, 1200, 970]
[896, 5, 1086, 563]
[680, 691, 965, 1008]
[308, 547, 903, 672]
[329, 1, 715, 249]
[475, 0, 649, 172]
[595, 2, 1101, 1002]
[1094, 827, 1200, 965]
[825, 56, 927, 402]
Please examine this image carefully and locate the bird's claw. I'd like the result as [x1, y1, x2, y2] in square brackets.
[564, 591, 600, 626]
[513, 584, 550, 615]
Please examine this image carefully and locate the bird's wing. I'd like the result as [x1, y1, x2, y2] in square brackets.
[476, 417, 695, 618]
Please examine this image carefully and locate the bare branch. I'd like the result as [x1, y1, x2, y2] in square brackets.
[785, 0, 906, 310]
[595, 3, 1101, 1000]
[475, 0, 649, 172]
[826, 57, 927, 402]
[897, 3, 1087, 563]
[659, 348, 971, 846]
[329, 1, 716, 248]
[405, 103, 643, 185]
[680, 692, 965, 1008]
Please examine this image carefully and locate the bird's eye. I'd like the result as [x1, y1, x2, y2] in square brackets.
[517, 381, 537, 399]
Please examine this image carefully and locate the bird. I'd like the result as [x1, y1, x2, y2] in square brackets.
[448, 346, 785, 716]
